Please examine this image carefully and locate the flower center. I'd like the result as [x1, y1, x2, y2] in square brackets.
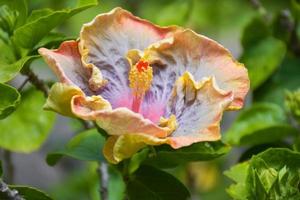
[129, 59, 153, 112]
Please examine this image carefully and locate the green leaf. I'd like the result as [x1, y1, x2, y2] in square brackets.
[240, 37, 286, 90]
[127, 165, 190, 200]
[46, 129, 105, 166]
[224, 162, 249, 183]
[0, 186, 53, 200]
[225, 148, 300, 199]
[254, 57, 300, 106]
[13, 0, 98, 49]
[0, 83, 20, 119]
[241, 17, 270, 49]
[129, 148, 150, 174]
[0, 89, 56, 152]
[0, 0, 28, 28]
[0, 55, 40, 83]
[144, 141, 230, 168]
[224, 103, 298, 146]
[34, 32, 72, 50]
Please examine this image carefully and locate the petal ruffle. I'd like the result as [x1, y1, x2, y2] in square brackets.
[79, 7, 181, 108]
[38, 41, 94, 95]
[145, 29, 249, 110]
[71, 95, 171, 138]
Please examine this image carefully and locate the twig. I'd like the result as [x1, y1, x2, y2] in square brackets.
[98, 162, 109, 200]
[3, 150, 14, 183]
[17, 78, 30, 91]
[21, 68, 49, 97]
[0, 179, 24, 200]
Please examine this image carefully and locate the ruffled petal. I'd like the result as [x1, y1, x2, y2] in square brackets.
[145, 29, 249, 110]
[38, 41, 94, 95]
[79, 7, 181, 108]
[71, 95, 171, 138]
[165, 72, 233, 148]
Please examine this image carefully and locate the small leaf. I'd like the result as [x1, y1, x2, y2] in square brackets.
[224, 162, 249, 184]
[127, 165, 190, 200]
[144, 141, 230, 168]
[0, 55, 40, 83]
[0, 89, 56, 152]
[241, 37, 286, 90]
[225, 103, 298, 146]
[46, 129, 105, 166]
[13, 0, 97, 49]
[0, 186, 53, 200]
[0, 0, 28, 28]
[0, 83, 20, 119]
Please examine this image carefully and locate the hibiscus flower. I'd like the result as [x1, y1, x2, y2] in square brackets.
[39, 7, 249, 163]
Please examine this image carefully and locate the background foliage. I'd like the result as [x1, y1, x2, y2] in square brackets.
[0, 0, 300, 200]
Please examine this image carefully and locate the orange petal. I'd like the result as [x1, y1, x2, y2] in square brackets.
[146, 29, 250, 110]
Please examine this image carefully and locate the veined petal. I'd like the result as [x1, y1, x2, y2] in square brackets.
[38, 41, 94, 95]
[102, 74, 233, 163]
[146, 29, 249, 110]
[165, 72, 233, 148]
[71, 95, 171, 138]
[79, 7, 181, 109]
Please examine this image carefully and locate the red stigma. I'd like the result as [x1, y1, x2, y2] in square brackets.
[136, 60, 149, 72]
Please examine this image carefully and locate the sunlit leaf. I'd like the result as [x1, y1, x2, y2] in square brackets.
[0, 89, 56, 152]
[0, 55, 39, 83]
[46, 129, 105, 166]
[0, 83, 20, 119]
[13, 0, 98, 49]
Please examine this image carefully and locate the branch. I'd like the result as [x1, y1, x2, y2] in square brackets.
[21, 68, 49, 97]
[98, 162, 109, 200]
[0, 179, 24, 200]
[3, 150, 14, 183]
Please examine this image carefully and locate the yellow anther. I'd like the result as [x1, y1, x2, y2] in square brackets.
[128, 59, 153, 112]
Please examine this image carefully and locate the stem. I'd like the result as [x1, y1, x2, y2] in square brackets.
[0, 179, 24, 200]
[17, 78, 29, 91]
[3, 150, 14, 183]
[21, 68, 49, 97]
[98, 162, 109, 200]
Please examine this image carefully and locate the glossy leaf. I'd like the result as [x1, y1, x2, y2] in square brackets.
[0, 83, 20, 119]
[0, 55, 39, 83]
[0, 89, 56, 152]
[144, 141, 230, 168]
[241, 37, 286, 90]
[13, 0, 98, 49]
[127, 165, 190, 200]
[225, 103, 298, 146]
[46, 129, 105, 166]
[0, 186, 53, 200]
